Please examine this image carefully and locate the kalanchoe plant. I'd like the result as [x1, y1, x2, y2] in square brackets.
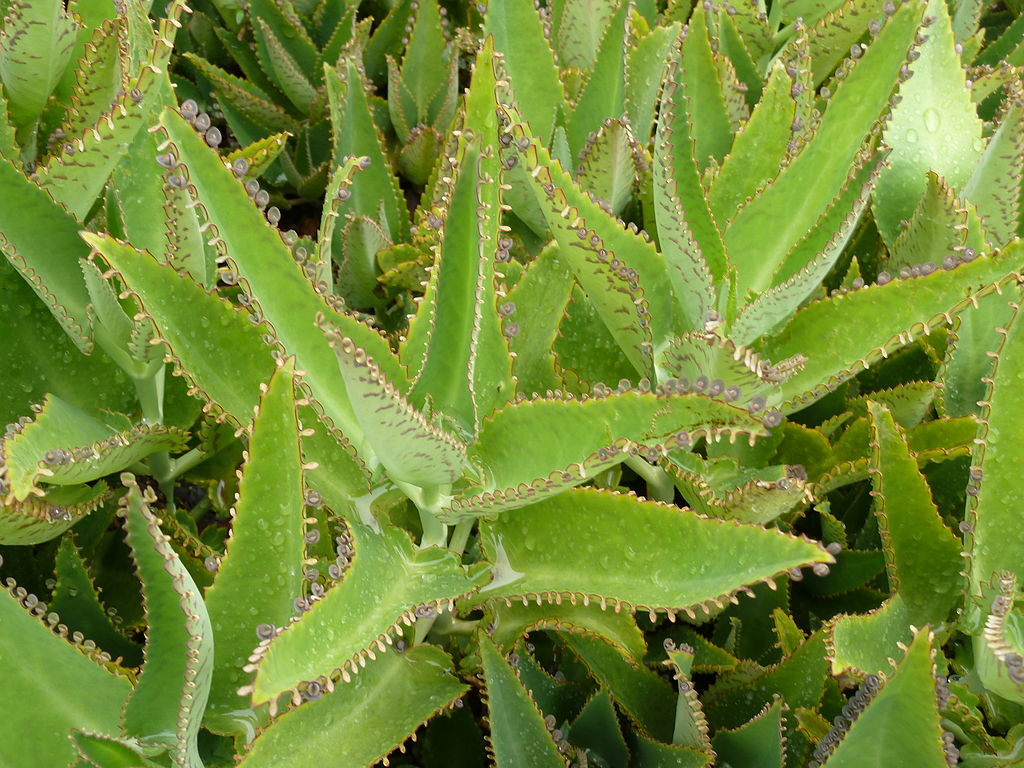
[2, 0, 1024, 766]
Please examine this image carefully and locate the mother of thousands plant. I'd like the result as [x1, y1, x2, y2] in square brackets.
[1, 0, 1024, 765]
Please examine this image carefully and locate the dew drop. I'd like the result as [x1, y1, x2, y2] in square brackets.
[204, 127, 222, 147]
[266, 206, 281, 225]
[923, 108, 940, 133]
[256, 623, 275, 641]
[194, 112, 212, 132]
[204, 556, 220, 572]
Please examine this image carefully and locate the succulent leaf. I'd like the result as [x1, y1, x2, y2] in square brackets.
[483, 1, 563, 145]
[816, 629, 948, 767]
[479, 632, 567, 768]
[240, 644, 467, 768]
[2, 393, 188, 501]
[250, 523, 482, 705]
[322, 325, 466, 487]
[873, 0, 984, 245]
[120, 477, 213, 767]
[0, 576, 132, 768]
[759, 240, 1024, 408]
[474, 487, 831, 615]
[726, 0, 923, 299]
[203, 360, 306, 732]
[484, 599, 648, 660]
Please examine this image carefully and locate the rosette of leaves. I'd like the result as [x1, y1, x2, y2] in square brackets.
[58, 36, 839, 762]
[177, 0, 463, 199]
[2, 0, 1024, 765]
[0, 0, 237, 543]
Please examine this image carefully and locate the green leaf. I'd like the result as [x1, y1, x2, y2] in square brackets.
[84, 233, 275, 428]
[70, 732, 162, 768]
[873, 0, 984, 245]
[322, 325, 466, 487]
[726, 0, 923, 299]
[483, 1, 563, 144]
[484, 600, 647, 661]
[225, 132, 290, 180]
[759, 240, 1024, 409]
[939, 286, 1017, 419]
[624, 22, 679, 145]
[449, 389, 767, 521]
[155, 107, 400, 464]
[120, 477, 214, 767]
[239, 644, 466, 767]
[204, 360, 306, 732]
[965, 297, 1024, 620]
[575, 117, 642, 217]
[819, 629, 948, 767]
[679, 3, 734, 170]
[335, 216, 390, 311]
[394, 0, 450, 125]
[708, 62, 797, 228]
[569, 690, 629, 768]
[653, 42, 725, 325]
[565, 0, 629, 159]
[889, 171, 973, 270]
[867, 401, 963, 626]
[252, 18, 317, 113]
[0, 482, 109, 545]
[962, 92, 1024, 248]
[2, 393, 188, 501]
[33, 9, 180, 220]
[49, 535, 143, 667]
[0, 579, 131, 768]
[403, 47, 514, 435]
[828, 593, 913, 677]
[561, 632, 676, 742]
[474, 487, 830, 614]
[58, 18, 128, 142]
[729, 154, 877, 345]
[250, 523, 481, 704]
[186, 54, 301, 135]
[502, 100, 671, 374]
[711, 696, 786, 768]
[479, 633, 565, 767]
[504, 244, 576, 395]
[803, 0, 888, 87]
[0, 157, 94, 351]
[703, 632, 829, 732]
[325, 57, 407, 242]
[627, 730, 713, 768]
[556, 0, 619, 70]
[0, 0, 78, 133]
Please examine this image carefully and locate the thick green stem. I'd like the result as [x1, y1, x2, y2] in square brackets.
[448, 519, 475, 556]
[395, 481, 451, 550]
[419, 509, 448, 550]
[625, 454, 676, 503]
[132, 362, 174, 504]
[167, 446, 209, 482]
